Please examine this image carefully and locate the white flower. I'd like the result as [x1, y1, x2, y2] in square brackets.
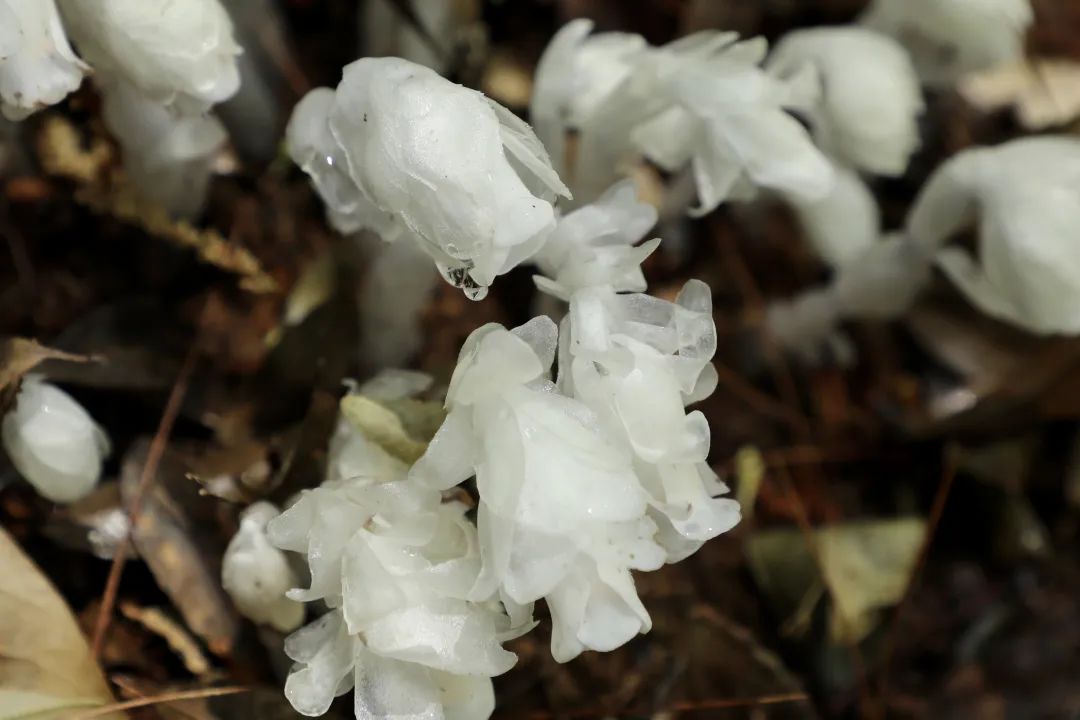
[2, 376, 110, 503]
[766, 27, 924, 177]
[411, 317, 669, 661]
[860, 0, 1033, 86]
[221, 501, 305, 633]
[786, 164, 881, 268]
[907, 136, 1080, 335]
[269, 481, 517, 719]
[533, 180, 660, 299]
[0, 0, 88, 121]
[99, 78, 226, 218]
[268, 385, 521, 719]
[532, 21, 832, 212]
[58, 0, 241, 112]
[282, 609, 497, 720]
[287, 57, 570, 299]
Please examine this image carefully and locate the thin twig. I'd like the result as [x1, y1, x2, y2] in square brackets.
[877, 450, 959, 707]
[72, 685, 250, 719]
[90, 342, 200, 659]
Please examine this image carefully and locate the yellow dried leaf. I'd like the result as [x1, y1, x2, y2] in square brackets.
[0, 527, 124, 719]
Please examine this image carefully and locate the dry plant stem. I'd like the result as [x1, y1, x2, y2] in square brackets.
[71, 685, 250, 719]
[775, 464, 871, 709]
[876, 451, 959, 708]
[90, 341, 201, 659]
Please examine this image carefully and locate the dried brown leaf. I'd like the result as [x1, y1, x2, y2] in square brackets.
[0, 527, 124, 720]
[118, 603, 213, 677]
[0, 337, 98, 412]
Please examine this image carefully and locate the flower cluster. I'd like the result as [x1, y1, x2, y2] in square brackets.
[410, 184, 739, 662]
[287, 57, 570, 300]
[531, 20, 833, 212]
[226, 374, 525, 719]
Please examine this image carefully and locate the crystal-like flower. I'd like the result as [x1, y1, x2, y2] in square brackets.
[860, 0, 1033, 86]
[222, 501, 305, 633]
[907, 136, 1080, 334]
[766, 27, 923, 177]
[58, 0, 241, 112]
[287, 57, 570, 299]
[1, 376, 110, 503]
[411, 317, 669, 661]
[268, 378, 521, 718]
[532, 20, 833, 212]
[0, 0, 88, 121]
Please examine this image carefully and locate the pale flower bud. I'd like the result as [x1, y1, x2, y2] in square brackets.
[860, 0, 1033, 86]
[0, 0, 88, 121]
[222, 501, 305, 633]
[287, 57, 570, 300]
[907, 136, 1080, 335]
[767, 27, 924, 177]
[58, 0, 241, 112]
[2, 376, 110, 503]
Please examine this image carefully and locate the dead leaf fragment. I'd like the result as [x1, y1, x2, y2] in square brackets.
[748, 517, 925, 643]
[0, 527, 124, 720]
[119, 603, 213, 677]
[37, 115, 277, 294]
[959, 58, 1080, 129]
[0, 337, 98, 411]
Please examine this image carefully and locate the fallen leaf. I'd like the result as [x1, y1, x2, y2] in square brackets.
[0, 527, 124, 719]
[120, 442, 240, 657]
[747, 517, 925, 643]
[37, 115, 277, 294]
[0, 336, 97, 410]
[959, 58, 1080, 129]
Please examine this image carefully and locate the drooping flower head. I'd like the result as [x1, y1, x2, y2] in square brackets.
[907, 136, 1080, 334]
[0, 0, 88, 121]
[766, 26, 924, 177]
[58, 0, 242, 112]
[288, 57, 570, 300]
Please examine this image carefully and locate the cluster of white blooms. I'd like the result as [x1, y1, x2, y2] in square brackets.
[531, 19, 833, 213]
[287, 57, 570, 300]
[0, 0, 88, 121]
[1, 376, 110, 503]
[227, 373, 523, 719]
[411, 184, 739, 662]
[860, 0, 1033, 87]
[222, 501, 305, 633]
